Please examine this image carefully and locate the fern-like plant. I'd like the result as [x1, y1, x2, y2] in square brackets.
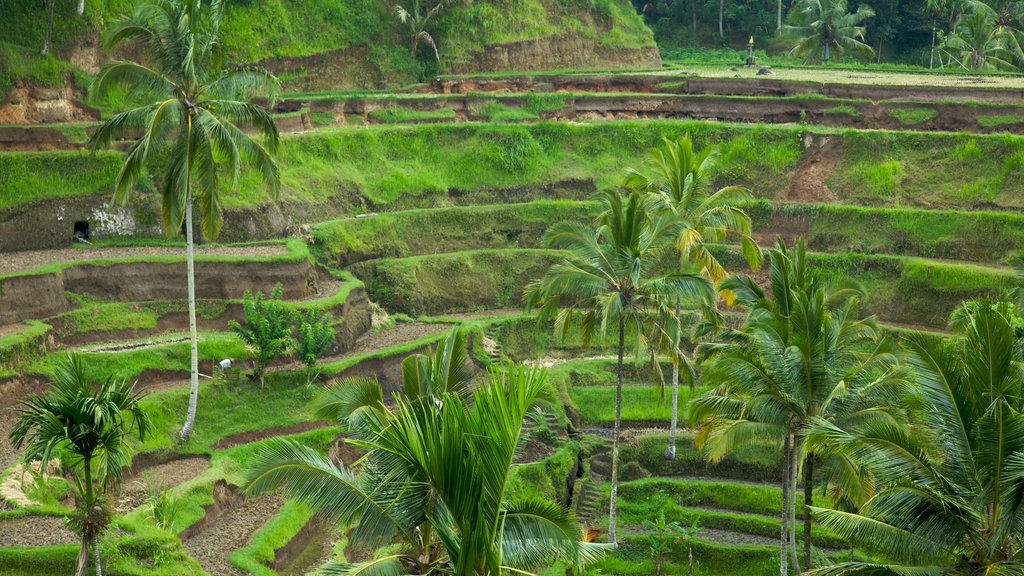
[296, 307, 335, 390]
[229, 284, 295, 388]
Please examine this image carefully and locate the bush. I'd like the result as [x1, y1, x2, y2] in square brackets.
[229, 284, 296, 387]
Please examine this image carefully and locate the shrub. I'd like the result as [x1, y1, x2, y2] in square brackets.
[229, 284, 296, 387]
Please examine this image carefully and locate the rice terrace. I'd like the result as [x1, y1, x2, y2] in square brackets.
[2, 0, 1024, 575]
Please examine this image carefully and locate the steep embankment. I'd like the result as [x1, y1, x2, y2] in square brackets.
[0, 0, 657, 121]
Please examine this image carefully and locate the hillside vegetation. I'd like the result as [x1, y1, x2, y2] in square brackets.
[0, 0, 656, 97]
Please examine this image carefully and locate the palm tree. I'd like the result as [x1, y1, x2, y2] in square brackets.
[806, 299, 1024, 575]
[783, 0, 876, 64]
[90, 0, 280, 441]
[245, 362, 605, 575]
[925, 0, 954, 68]
[525, 189, 714, 545]
[395, 0, 459, 60]
[9, 354, 151, 576]
[941, 3, 1024, 71]
[625, 133, 761, 460]
[689, 238, 909, 573]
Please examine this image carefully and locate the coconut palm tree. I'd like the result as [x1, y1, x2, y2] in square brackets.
[689, 238, 910, 573]
[90, 0, 280, 441]
[941, 2, 1024, 70]
[9, 354, 151, 576]
[525, 189, 715, 545]
[625, 133, 762, 460]
[245, 362, 605, 575]
[806, 299, 1024, 575]
[784, 0, 876, 64]
[395, 0, 460, 60]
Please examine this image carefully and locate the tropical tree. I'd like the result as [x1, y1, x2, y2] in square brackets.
[525, 189, 715, 545]
[784, 0, 876, 63]
[90, 0, 281, 440]
[940, 2, 1024, 70]
[244, 362, 604, 575]
[295, 306, 336, 390]
[229, 284, 295, 388]
[9, 354, 151, 576]
[807, 299, 1024, 575]
[394, 0, 465, 60]
[926, 0, 955, 68]
[689, 238, 910, 574]
[624, 133, 761, 460]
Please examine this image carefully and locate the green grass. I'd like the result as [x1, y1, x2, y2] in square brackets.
[823, 104, 860, 117]
[472, 93, 572, 122]
[886, 107, 937, 125]
[978, 114, 1024, 127]
[829, 130, 1024, 210]
[312, 200, 599, 266]
[7, 121, 802, 213]
[0, 238, 307, 281]
[619, 432, 780, 483]
[355, 245, 1014, 329]
[0, 41, 86, 100]
[19, 121, 1024, 215]
[369, 107, 457, 123]
[571, 384, 711, 427]
[353, 248, 565, 316]
[1, 0, 653, 95]
[746, 201, 1024, 263]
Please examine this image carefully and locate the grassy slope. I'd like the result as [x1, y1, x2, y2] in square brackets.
[2, 121, 801, 210]
[355, 246, 1015, 327]
[8, 122, 1024, 216]
[0, 0, 654, 97]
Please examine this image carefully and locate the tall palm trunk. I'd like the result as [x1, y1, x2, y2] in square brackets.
[824, 42, 830, 63]
[665, 296, 681, 459]
[780, 434, 790, 576]
[42, 0, 55, 55]
[608, 316, 625, 545]
[77, 0, 85, 15]
[179, 183, 200, 441]
[75, 458, 93, 576]
[93, 534, 103, 576]
[789, 438, 799, 573]
[803, 452, 814, 570]
[777, 0, 782, 29]
[692, 0, 697, 33]
[719, 0, 725, 38]
[930, 19, 937, 68]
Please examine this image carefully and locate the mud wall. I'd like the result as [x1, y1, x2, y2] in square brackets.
[61, 258, 317, 301]
[447, 36, 660, 74]
[0, 195, 161, 252]
[434, 74, 1024, 104]
[0, 84, 99, 125]
[315, 93, 1024, 134]
[0, 258, 318, 325]
[0, 273, 69, 325]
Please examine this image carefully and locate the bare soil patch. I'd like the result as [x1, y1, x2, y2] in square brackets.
[0, 244, 288, 276]
[184, 490, 285, 576]
[0, 515, 77, 546]
[786, 137, 842, 203]
[116, 455, 211, 512]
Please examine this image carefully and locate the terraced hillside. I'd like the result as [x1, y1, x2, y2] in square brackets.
[2, 62, 1023, 575]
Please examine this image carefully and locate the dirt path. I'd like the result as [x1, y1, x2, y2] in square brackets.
[785, 137, 842, 203]
[184, 493, 284, 576]
[0, 515, 77, 546]
[0, 244, 288, 276]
